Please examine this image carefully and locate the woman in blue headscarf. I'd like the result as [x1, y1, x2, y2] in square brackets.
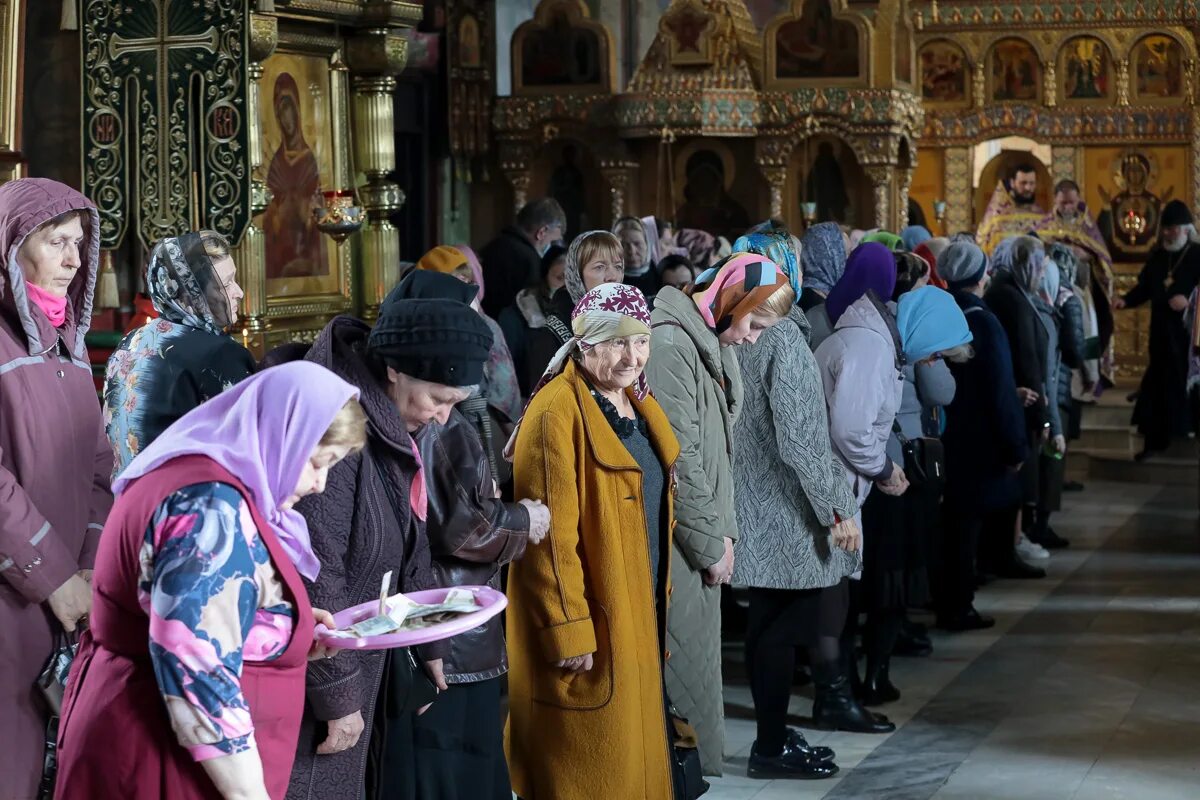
[799, 222, 848, 311]
[856, 283, 971, 706]
[731, 226, 889, 750]
[983, 235, 1051, 579]
[900, 225, 933, 253]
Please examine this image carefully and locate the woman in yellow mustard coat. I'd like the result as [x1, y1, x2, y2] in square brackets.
[505, 283, 680, 800]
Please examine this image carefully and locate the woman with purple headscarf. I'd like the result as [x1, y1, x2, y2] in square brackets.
[56, 362, 368, 800]
[807, 242, 897, 351]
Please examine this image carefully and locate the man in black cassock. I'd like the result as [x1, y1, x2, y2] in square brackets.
[1114, 200, 1200, 459]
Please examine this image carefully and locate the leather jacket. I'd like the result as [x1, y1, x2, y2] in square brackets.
[417, 407, 530, 683]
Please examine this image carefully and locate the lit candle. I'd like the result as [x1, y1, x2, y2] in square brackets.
[242, 327, 250, 350]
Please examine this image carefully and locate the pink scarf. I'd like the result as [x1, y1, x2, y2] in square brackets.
[408, 433, 428, 522]
[25, 281, 67, 327]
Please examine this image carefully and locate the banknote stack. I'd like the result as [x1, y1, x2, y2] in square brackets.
[326, 575, 481, 639]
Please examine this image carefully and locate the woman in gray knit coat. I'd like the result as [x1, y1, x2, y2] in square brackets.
[730, 231, 884, 782]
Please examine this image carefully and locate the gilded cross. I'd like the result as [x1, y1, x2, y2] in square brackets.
[108, 0, 218, 231]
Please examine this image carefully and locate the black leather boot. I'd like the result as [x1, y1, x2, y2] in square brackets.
[860, 658, 901, 706]
[812, 661, 896, 734]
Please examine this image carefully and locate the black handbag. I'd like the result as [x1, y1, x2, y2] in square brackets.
[667, 703, 709, 800]
[35, 629, 77, 800]
[892, 420, 945, 491]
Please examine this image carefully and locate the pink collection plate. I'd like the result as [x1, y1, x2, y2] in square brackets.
[316, 586, 508, 651]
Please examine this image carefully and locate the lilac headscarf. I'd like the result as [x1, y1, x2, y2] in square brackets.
[113, 361, 360, 581]
[825, 242, 898, 324]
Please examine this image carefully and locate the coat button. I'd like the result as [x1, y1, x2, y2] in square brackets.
[665, 650, 672, 660]
[57, 370, 65, 378]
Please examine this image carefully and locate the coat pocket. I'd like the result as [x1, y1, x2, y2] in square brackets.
[532, 604, 614, 711]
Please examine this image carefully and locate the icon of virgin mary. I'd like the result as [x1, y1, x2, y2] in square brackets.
[263, 72, 328, 279]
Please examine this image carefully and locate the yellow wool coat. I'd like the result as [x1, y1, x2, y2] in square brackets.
[506, 360, 681, 800]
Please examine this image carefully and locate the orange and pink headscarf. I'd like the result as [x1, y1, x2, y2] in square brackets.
[687, 252, 790, 334]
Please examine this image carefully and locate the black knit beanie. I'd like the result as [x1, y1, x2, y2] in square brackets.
[368, 298, 493, 387]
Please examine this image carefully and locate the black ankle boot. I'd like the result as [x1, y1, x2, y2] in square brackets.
[811, 661, 896, 734]
[747, 738, 839, 780]
[861, 658, 901, 706]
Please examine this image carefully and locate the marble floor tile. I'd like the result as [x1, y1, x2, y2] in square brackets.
[705, 482, 1199, 800]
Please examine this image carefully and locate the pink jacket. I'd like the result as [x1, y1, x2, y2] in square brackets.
[0, 178, 112, 800]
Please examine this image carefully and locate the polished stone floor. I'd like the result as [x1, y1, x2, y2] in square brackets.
[707, 481, 1200, 800]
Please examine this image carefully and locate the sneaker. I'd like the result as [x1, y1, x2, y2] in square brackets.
[1016, 534, 1049, 561]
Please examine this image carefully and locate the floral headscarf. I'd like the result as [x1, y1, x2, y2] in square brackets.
[688, 252, 789, 333]
[146, 232, 233, 335]
[800, 221, 847, 295]
[504, 283, 652, 459]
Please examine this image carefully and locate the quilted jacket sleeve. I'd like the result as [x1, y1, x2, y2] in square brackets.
[645, 330, 728, 571]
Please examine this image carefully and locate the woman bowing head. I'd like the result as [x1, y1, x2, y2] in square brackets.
[56, 362, 367, 800]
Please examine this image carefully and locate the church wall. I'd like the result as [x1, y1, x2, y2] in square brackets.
[909, 147, 945, 233]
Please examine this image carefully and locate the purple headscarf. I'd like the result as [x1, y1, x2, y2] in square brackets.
[113, 361, 360, 581]
[825, 242, 898, 324]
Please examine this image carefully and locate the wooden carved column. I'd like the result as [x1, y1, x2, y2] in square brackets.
[865, 166, 892, 230]
[234, 12, 277, 353]
[897, 165, 914, 230]
[348, 29, 409, 322]
[600, 161, 637, 223]
[0, 0, 23, 182]
[499, 140, 533, 214]
[761, 166, 787, 222]
[943, 147, 972, 234]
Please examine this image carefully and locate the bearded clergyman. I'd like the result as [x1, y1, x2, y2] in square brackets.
[1113, 200, 1200, 459]
[977, 161, 1045, 255]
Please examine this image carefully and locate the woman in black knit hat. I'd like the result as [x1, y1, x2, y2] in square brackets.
[284, 278, 497, 800]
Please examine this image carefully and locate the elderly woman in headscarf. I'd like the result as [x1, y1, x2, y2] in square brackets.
[862, 230, 904, 252]
[523, 230, 625, 394]
[799, 222, 848, 311]
[937, 241, 1029, 631]
[647, 253, 795, 774]
[285, 286, 496, 800]
[0, 177, 114, 800]
[914, 237, 951, 289]
[1028, 244, 1087, 553]
[506, 283, 680, 800]
[613, 215, 662, 296]
[857, 281, 969, 707]
[413, 244, 523, 486]
[57, 363, 366, 800]
[808, 241, 897, 351]
[729, 229, 864, 774]
[105, 230, 255, 475]
[900, 225, 933, 252]
[983, 235, 1050, 579]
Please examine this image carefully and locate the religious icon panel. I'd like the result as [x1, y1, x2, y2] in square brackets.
[1133, 35, 1185, 100]
[920, 40, 969, 105]
[259, 48, 342, 299]
[514, 1, 608, 91]
[1060, 37, 1112, 103]
[989, 38, 1040, 103]
[772, 0, 860, 80]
